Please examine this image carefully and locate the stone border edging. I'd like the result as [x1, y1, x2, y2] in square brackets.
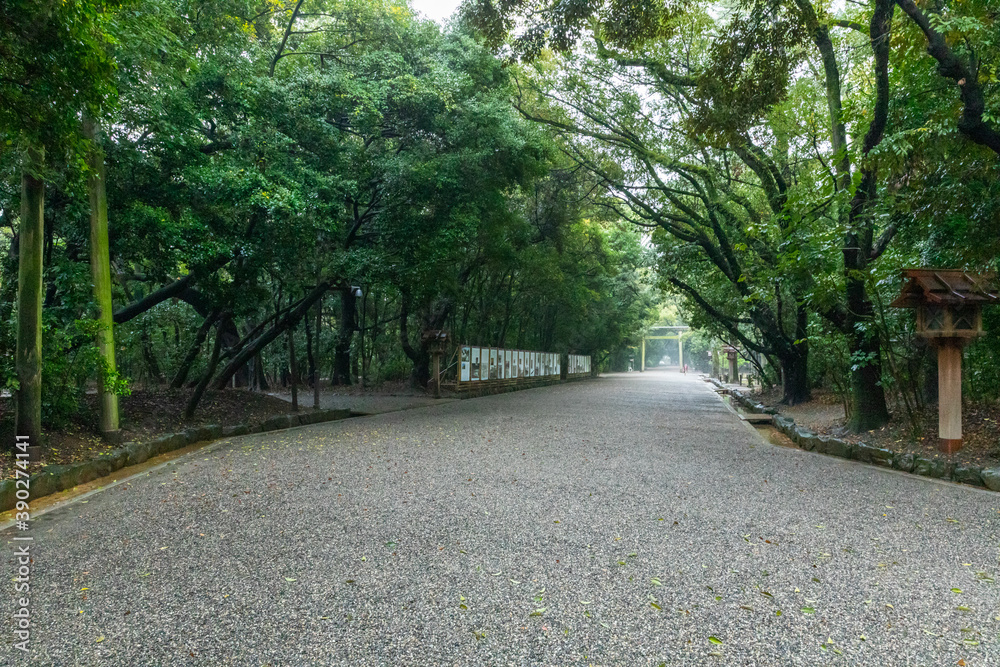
[709, 378, 999, 492]
[0, 408, 353, 512]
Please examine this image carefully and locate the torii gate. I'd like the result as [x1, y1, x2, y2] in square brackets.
[640, 326, 691, 371]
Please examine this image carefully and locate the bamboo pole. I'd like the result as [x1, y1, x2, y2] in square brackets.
[84, 118, 120, 439]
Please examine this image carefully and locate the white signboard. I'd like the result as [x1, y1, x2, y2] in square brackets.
[461, 346, 470, 382]
[460, 345, 580, 384]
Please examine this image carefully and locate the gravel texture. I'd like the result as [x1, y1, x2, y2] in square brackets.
[3, 370, 1000, 666]
[268, 391, 457, 416]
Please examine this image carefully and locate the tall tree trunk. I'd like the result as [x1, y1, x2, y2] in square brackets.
[304, 305, 316, 388]
[398, 295, 428, 389]
[780, 351, 810, 406]
[15, 145, 44, 448]
[84, 118, 121, 439]
[845, 276, 890, 431]
[780, 305, 812, 405]
[799, 0, 892, 432]
[842, 0, 894, 432]
[331, 286, 355, 386]
[400, 295, 451, 390]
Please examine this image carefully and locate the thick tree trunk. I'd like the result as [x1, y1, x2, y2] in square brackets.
[780, 351, 810, 405]
[845, 277, 890, 431]
[843, 0, 894, 433]
[331, 286, 355, 386]
[15, 145, 44, 448]
[780, 305, 812, 405]
[398, 294, 428, 389]
[800, 0, 892, 432]
[400, 295, 451, 390]
[84, 118, 120, 438]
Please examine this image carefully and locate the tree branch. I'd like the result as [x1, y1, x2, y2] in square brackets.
[895, 0, 1000, 154]
[269, 0, 306, 78]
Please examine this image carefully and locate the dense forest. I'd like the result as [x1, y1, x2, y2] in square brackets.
[1, 0, 998, 446]
[464, 0, 1000, 432]
[0, 0, 660, 444]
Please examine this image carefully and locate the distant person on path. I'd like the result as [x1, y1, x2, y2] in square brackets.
[683, 364, 688, 374]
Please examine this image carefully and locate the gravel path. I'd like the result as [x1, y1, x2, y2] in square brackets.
[3, 370, 999, 665]
[267, 391, 457, 416]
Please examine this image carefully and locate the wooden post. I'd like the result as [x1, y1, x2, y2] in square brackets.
[313, 295, 321, 410]
[432, 352, 441, 398]
[678, 335, 684, 371]
[16, 145, 44, 456]
[937, 341, 963, 453]
[729, 353, 738, 385]
[640, 338, 645, 372]
[288, 325, 298, 412]
[84, 118, 120, 441]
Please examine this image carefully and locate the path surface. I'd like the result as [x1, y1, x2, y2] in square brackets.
[4, 371, 999, 665]
[267, 390, 457, 416]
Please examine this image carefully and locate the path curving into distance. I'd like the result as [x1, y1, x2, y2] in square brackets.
[4, 370, 999, 665]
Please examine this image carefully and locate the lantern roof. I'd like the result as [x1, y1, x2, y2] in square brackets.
[889, 269, 999, 309]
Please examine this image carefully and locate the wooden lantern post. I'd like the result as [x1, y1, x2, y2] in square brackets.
[890, 270, 998, 453]
[723, 345, 739, 384]
[421, 330, 449, 399]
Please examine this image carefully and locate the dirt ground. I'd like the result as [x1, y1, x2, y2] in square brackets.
[0, 379, 445, 480]
[0, 388, 299, 480]
[756, 387, 1000, 469]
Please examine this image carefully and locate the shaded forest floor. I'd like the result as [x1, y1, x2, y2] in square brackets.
[757, 387, 1000, 470]
[0, 386, 327, 480]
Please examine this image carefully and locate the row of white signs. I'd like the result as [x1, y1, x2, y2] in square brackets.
[459, 347, 591, 382]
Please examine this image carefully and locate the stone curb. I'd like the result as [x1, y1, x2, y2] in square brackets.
[710, 379, 998, 492]
[0, 408, 353, 513]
